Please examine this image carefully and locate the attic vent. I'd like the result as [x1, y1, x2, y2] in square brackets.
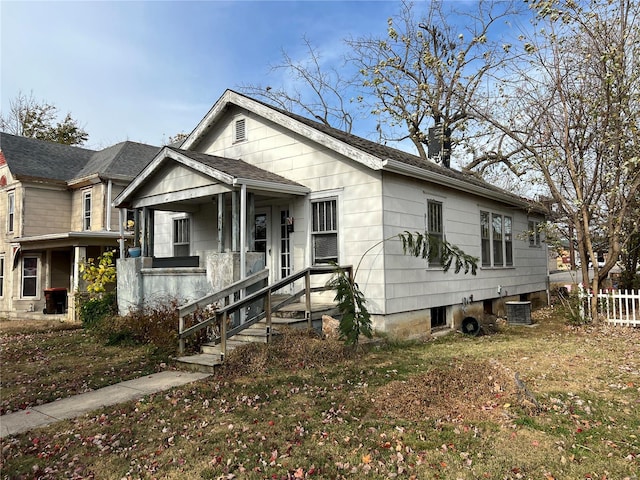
[234, 118, 246, 142]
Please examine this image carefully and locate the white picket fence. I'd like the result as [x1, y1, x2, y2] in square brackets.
[580, 287, 640, 326]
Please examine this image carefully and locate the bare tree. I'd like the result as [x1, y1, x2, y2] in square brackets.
[0, 91, 89, 145]
[346, 0, 523, 164]
[472, 0, 640, 319]
[238, 36, 356, 133]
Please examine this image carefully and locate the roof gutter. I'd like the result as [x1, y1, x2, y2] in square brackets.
[381, 158, 541, 213]
[233, 177, 310, 195]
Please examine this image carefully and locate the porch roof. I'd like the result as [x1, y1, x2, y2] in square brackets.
[113, 147, 309, 209]
[12, 231, 128, 251]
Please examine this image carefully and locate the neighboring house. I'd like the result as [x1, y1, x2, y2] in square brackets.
[0, 132, 159, 319]
[114, 90, 548, 338]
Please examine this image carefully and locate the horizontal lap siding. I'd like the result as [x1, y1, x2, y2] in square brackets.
[198, 109, 387, 313]
[382, 173, 547, 314]
[24, 186, 71, 235]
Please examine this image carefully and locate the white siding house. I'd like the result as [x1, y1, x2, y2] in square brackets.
[114, 90, 547, 339]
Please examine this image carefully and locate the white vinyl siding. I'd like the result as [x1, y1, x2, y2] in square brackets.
[311, 198, 338, 264]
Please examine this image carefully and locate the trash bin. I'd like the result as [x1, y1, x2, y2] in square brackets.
[43, 288, 67, 314]
[505, 301, 532, 325]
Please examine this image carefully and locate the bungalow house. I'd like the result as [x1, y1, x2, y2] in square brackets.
[0, 132, 159, 319]
[114, 89, 548, 339]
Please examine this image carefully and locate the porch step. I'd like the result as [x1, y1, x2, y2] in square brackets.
[174, 300, 341, 372]
[173, 353, 222, 374]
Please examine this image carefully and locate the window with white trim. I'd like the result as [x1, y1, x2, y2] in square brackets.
[426, 200, 443, 267]
[83, 190, 92, 231]
[22, 256, 38, 297]
[7, 191, 15, 233]
[528, 220, 542, 247]
[311, 198, 338, 264]
[173, 217, 191, 256]
[234, 118, 247, 143]
[0, 255, 4, 298]
[480, 210, 513, 267]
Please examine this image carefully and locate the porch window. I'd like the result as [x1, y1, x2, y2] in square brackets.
[7, 191, 15, 233]
[311, 198, 338, 264]
[481, 211, 513, 268]
[22, 256, 38, 297]
[83, 190, 91, 231]
[0, 255, 4, 297]
[280, 209, 291, 277]
[173, 217, 191, 256]
[426, 200, 443, 267]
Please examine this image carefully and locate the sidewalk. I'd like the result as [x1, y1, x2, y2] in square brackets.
[0, 371, 210, 438]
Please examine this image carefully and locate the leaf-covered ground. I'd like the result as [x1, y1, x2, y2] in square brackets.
[1, 311, 639, 479]
[0, 320, 168, 415]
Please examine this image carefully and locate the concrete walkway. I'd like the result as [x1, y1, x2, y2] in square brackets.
[0, 371, 210, 438]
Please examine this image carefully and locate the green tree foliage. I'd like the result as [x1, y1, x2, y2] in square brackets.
[329, 232, 478, 346]
[0, 91, 89, 145]
[79, 250, 117, 297]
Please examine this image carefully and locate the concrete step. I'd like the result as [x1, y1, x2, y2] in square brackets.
[173, 353, 222, 374]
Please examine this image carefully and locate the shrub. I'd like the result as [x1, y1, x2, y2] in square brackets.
[78, 292, 117, 328]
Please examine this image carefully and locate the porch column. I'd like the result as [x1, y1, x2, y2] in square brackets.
[240, 184, 247, 280]
[118, 209, 126, 259]
[232, 191, 239, 251]
[72, 246, 86, 293]
[141, 207, 154, 257]
[218, 193, 224, 253]
[248, 193, 255, 251]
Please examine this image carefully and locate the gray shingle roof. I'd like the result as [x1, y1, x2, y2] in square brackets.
[78, 141, 161, 180]
[0, 132, 160, 184]
[230, 90, 541, 210]
[170, 148, 305, 188]
[0, 132, 94, 182]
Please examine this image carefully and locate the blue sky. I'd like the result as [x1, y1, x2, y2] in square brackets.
[1, 0, 402, 149]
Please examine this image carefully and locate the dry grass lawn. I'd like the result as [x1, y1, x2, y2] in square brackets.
[1, 309, 639, 479]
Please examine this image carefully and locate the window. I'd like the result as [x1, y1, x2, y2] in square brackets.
[528, 220, 542, 247]
[234, 118, 246, 142]
[311, 198, 338, 264]
[431, 306, 447, 328]
[0, 255, 4, 297]
[22, 256, 38, 297]
[426, 200, 443, 267]
[280, 209, 291, 278]
[83, 190, 91, 231]
[7, 191, 15, 233]
[173, 217, 190, 256]
[480, 210, 513, 268]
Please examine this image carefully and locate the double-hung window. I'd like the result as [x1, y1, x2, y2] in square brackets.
[173, 217, 191, 256]
[311, 198, 338, 264]
[480, 210, 513, 267]
[7, 191, 15, 233]
[83, 190, 92, 231]
[528, 220, 542, 247]
[426, 200, 443, 267]
[22, 256, 38, 297]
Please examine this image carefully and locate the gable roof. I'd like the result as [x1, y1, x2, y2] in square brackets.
[75, 141, 161, 183]
[0, 132, 160, 186]
[0, 132, 94, 183]
[114, 146, 309, 208]
[182, 90, 544, 213]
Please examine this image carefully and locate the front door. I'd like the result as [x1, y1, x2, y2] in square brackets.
[254, 207, 292, 287]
